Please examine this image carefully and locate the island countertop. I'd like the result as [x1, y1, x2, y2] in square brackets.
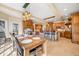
[19, 37, 46, 56]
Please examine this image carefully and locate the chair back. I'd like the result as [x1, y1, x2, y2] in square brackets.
[0, 32, 6, 45]
[10, 33, 23, 56]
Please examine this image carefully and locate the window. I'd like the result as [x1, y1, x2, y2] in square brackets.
[0, 20, 5, 45]
[13, 23, 18, 35]
[0, 20, 5, 32]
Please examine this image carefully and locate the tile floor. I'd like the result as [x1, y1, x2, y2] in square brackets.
[47, 38, 79, 56]
[0, 37, 79, 56]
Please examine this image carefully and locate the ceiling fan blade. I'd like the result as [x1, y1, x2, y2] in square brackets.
[44, 16, 55, 20]
[23, 3, 30, 8]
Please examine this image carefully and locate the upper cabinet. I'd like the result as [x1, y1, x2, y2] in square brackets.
[35, 24, 42, 32]
[23, 20, 34, 31]
[46, 22, 53, 32]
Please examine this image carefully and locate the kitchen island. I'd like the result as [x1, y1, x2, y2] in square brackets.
[19, 37, 47, 56]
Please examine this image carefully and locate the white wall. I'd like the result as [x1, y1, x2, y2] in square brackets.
[0, 4, 23, 19]
[0, 11, 23, 38]
[8, 17, 23, 38]
[0, 4, 23, 38]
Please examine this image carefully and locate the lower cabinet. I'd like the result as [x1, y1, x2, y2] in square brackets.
[60, 31, 72, 39]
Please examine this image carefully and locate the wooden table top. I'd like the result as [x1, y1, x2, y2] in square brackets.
[19, 37, 46, 50]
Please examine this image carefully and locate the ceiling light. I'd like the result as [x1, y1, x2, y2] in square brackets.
[64, 8, 68, 11]
[23, 11, 31, 21]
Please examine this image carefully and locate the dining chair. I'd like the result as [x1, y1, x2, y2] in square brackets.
[10, 33, 24, 56]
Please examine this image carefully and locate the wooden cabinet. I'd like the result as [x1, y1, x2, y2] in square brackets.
[65, 31, 72, 39]
[53, 22, 65, 30]
[35, 24, 42, 32]
[46, 22, 53, 32]
[23, 20, 34, 31]
[60, 31, 64, 37]
[60, 31, 72, 39]
[71, 12, 79, 43]
[46, 22, 65, 32]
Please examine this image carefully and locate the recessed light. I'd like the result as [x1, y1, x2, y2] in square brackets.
[64, 8, 68, 11]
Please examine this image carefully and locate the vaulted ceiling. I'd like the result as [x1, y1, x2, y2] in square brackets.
[54, 3, 79, 17]
[0, 3, 79, 23]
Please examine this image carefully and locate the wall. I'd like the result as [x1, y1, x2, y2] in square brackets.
[0, 12, 23, 38]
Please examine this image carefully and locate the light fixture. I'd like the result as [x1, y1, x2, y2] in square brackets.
[23, 11, 31, 21]
[64, 8, 68, 11]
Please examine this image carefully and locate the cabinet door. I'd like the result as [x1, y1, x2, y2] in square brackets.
[72, 13, 79, 43]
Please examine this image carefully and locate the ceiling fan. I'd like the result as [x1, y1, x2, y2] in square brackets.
[43, 16, 55, 20]
[23, 3, 30, 8]
[22, 3, 55, 23]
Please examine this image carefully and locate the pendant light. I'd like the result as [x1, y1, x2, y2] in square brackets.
[23, 11, 31, 21]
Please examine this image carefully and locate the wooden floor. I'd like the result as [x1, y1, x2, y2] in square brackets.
[47, 38, 79, 56]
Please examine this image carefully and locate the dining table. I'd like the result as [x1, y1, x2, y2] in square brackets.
[18, 36, 47, 56]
